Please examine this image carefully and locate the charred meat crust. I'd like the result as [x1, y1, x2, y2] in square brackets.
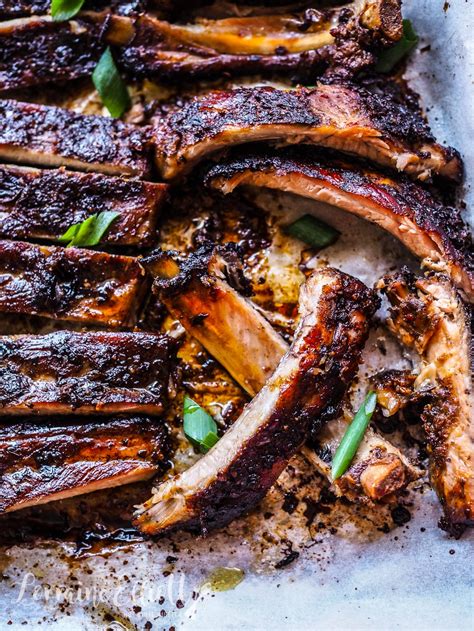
[0, 164, 168, 247]
[153, 84, 461, 181]
[144, 245, 419, 504]
[379, 270, 473, 532]
[204, 146, 472, 299]
[135, 268, 379, 535]
[0, 415, 171, 513]
[109, 0, 398, 83]
[0, 1, 148, 19]
[0, 14, 107, 92]
[0, 331, 175, 416]
[0, 240, 147, 326]
[0, 100, 152, 177]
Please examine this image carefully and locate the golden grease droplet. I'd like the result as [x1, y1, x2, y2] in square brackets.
[203, 567, 245, 592]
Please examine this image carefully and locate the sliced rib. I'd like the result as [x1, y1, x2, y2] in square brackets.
[379, 270, 473, 533]
[144, 246, 418, 503]
[0, 415, 171, 513]
[135, 267, 379, 535]
[107, 0, 401, 82]
[0, 14, 107, 92]
[0, 331, 174, 416]
[0, 100, 152, 178]
[0, 240, 147, 327]
[152, 84, 461, 182]
[205, 147, 473, 300]
[0, 164, 168, 247]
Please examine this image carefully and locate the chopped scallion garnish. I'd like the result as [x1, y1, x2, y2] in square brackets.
[92, 47, 131, 118]
[284, 214, 340, 250]
[331, 392, 378, 480]
[183, 396, 219, 454]
[51, 0, 85, 21]
[375, 19, 418, 73]
[58, 211, 120, 247]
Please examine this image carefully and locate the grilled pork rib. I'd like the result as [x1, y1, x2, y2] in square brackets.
[107, 0, 401, 82]
[0, 416, 171, 513]
[0, 164, 167, 247]
[205, 147, 473, 300]
[0, 331, 174, 416]
[379, 271, 473, 532]
[144, 247, 418, 503]
[135, 267, 378, 535]
[0, 240, 147, 326]
[153, 84, 461, 181]
[0, 100, 151, 177]
[0, 14, 107, 92]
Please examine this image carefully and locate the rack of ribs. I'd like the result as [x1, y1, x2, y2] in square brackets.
[204, 146, 473, 300]
[0, 415, 171, 513]
[0, 330, 175, 416]
[0, 240, 148, 326]
[152, 83, 461, 182]
[379, 270, 473, 534]
[144, 246, 419, 505]
[0, 164, 168, 247]
[0, 100, 152, 177]
[135, 266, 379, 535]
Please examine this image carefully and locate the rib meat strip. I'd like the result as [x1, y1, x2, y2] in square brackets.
[0, 100, 152, 177]
[144, 246, 419, 504]
[0, 415, 171, 513]
[379, 271, 473, 533]
[0, 164, 168, 247]
[106, 0, 401, 82]
[152, 84, 461, 181]
[205, 147, 473, 300]
[135, 266, 378, 535]
[0, 331, 175, 416]
[0, 240, 147, 327]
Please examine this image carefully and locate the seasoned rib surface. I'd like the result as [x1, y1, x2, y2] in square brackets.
[0, 331, 174, 416]
[135, 267, 378, 535]
[0, 165, 167, 246]
[108, 0, 401, 82]
[153, 84, 461, 181]
[0, 100, 151, 177]
[0, 14, 106, 92]
[205, 147, 473, 299]
[145, 246, 418, 503]
[380, 271, 473, 533]
[0, 416, 171, 512]
[0, 240, 147, 326]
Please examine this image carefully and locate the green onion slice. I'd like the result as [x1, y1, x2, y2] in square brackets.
[331, 391, 378, 480]
[284, 214, 340, 250]
[375, 19, 418, 73]
[51, 0, 85, 21]
[58, 211, 120, 247]
[183, 396, 219, 454]
[92, 47, 131, 118]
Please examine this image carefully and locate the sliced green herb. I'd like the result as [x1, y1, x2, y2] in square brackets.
[331, 391, 378, 480]
[284, 214, 340, 250]
[51, 0, 85, 21]
[375, 19, 418, 73]
[58, 211, 120, 247]
[92, 47, 131, 118]
[183, 396, 219, 454]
